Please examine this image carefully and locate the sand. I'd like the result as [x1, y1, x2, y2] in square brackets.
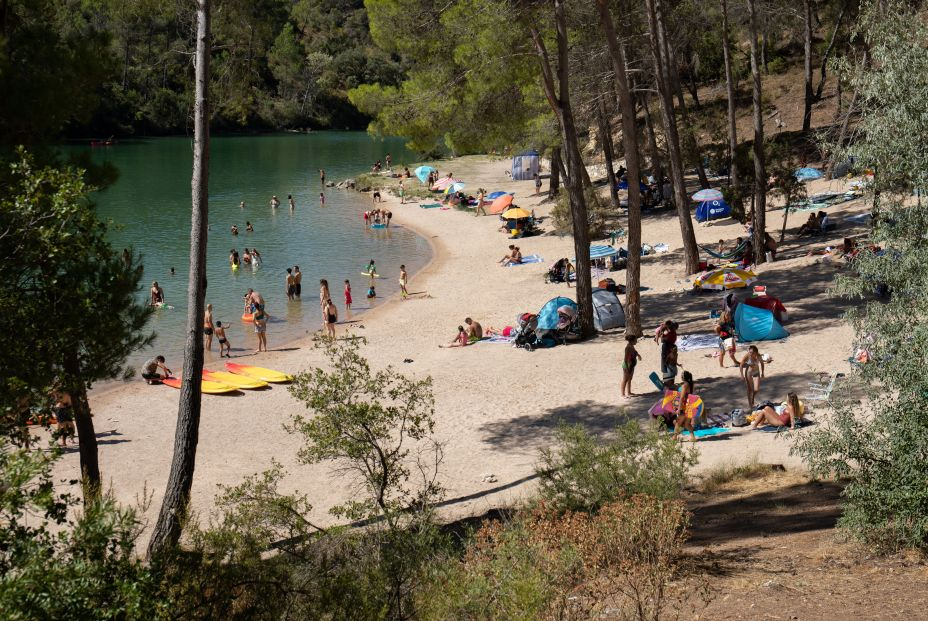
[52, 156, 869, 532]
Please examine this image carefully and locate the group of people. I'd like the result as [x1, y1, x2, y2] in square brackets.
[285, 266, 303, 300]
[364, 208, 393, 226]
[228, 247, 263, 269]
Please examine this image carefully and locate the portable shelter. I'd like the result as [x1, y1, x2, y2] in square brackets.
[591, 288, 625, 330]
[743, 295, 788, 323]
[414, 166, 436, 183]
[734, 302, 789, 342]
[536, 296, 578, 331]
[695, 199, 731, 222]
[512, 149, 539, 181]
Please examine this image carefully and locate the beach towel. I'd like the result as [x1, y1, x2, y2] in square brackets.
[755, 419, 814, 432]
[660, 426, 730, 439]
[652, 243, 670, 253]
[677, 334, 721, 352]
[844, 213, 871, 224]
[482, 335, 515, 344]
[420, 203, 441, 209]
[505, 254, 544, 266]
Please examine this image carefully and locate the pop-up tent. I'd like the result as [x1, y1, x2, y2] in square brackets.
[536, 296, 578, 331]
[512, 150, 539, 181]
[695, 199, 731, 222]
[735, 302, 789, 341]
[591, 288, 625, 331]
[743, 295, 788, 323]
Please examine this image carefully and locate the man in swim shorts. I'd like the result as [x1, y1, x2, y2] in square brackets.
[464, 317, 483, 341]
[215, 321, 231, 357]
[293, 265, 302, 297]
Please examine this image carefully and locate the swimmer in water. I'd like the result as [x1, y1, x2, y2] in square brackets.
[246, 221, 253, 232]
[231, 224, 239, 235]
[288, 194, 295, 210]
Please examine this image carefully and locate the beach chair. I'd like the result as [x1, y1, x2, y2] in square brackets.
[699, 241, 747, 261]
[805, 371, 843, 402]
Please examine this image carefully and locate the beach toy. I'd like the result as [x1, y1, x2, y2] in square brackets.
[224, 362, 293, 383]
[360, 271, 382, 278]
[371, 223, 386, 229]
[162, 377, 238, 394]
[648, 389, 704, 420]
[203, 370, 268, 389]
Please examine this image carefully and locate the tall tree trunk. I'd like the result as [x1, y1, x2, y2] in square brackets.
[815, 0, 847, 101]
[747, 0, 767, 265]
[596, 96, 620, 213]
[549, 146, 562, 197]
[641, 92, 664, 183]
[64, 353, 100, 502]
[720, 0, 739, 192]
[645, 0, 699, 274]
[526, 0, 594, 336]
[802, 0, 814, 133]
[148, 0, 211, 557]
[596, 0, 643, 336]
[667, 40, 710, 189]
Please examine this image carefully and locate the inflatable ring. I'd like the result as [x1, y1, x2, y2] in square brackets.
[242, 313, 254, 322]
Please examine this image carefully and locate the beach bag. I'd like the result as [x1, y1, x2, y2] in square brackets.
[730, 409, 748, 427]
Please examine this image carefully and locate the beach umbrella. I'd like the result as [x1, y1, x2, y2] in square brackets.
[414, 165, 436, 183]
[794, 167, 823, 181]
[502, 207, 532, 219]
[489, 194, 514, 214]
[691, 188, 724, 202]
[432, 176, 456, 191]
[487, 191, 512, 199]
[444, 182, 466, 195]
[589, 244, 619, 259]
[694, 266, 757, 290]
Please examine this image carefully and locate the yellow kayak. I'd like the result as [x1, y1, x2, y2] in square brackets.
[162, 377, 238, 394]
[203, 370, 268, 389]
[225, 362, 293, 383]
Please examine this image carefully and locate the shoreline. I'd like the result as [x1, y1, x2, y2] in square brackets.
[66, 154, 870, 532]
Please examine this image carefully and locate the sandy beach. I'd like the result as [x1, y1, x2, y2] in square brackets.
[58, 155, 869, 532]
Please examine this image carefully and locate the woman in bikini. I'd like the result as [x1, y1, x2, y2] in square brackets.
[52, 387, 76, 448]
[319, 279, 331, 309]
[621, 335, 642, 398]
[739, 345, 765, 408]
[751, 393, 803, 430]
[203, 303, 214, 350]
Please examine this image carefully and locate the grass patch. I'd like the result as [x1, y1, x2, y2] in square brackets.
[697, 457, 778, 494]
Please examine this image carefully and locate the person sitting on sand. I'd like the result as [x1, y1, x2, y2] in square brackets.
[797, 212, 820, 236]
[439, 326, 470, 348]
[673, 371, 698, 442]
[464, 317, 483, 341]
[215, 321, 231, 357]
[485, 325, 515, 337]
[403, 166, 411, 178]
[367, 282, 377, 299]
[498, 244, 517, 265]
[621, 335, 642, 398]
[764, 232, 778, 260]
[150, 281, 165, 306]
[750, 392, 804, 430]
[142, 355, 171, 384]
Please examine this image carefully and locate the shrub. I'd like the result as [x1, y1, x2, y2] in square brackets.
[536, 421, 696, 514]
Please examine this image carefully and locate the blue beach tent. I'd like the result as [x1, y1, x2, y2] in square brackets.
[536, 296, 578, 331]
[512, 150, 539, 181]
[794, 167, 823, 181]
[695, 199, 731, 222]
[735, 303, 789, 342]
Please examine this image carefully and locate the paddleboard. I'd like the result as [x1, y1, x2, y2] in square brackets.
[648, 371, 664, 391]
[224, 362, 293, 383]
[360, 272, 382, 278]
[203, 370, 268, 389]
[162, 377, 238, 394]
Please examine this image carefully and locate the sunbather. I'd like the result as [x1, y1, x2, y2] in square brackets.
[797, 212, 820, 235]
[464, 317, 483, 340]
[750, 392, 803, 430]
[485, 326, 515, 337]
[498, 244, 518, 265]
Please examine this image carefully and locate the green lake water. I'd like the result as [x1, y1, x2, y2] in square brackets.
[82, 132, 429, 369]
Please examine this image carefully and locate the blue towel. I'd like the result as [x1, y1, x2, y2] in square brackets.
[505, 254, 544, 266]
[755, 419, 814, 432]
[420, 203, 441, 209]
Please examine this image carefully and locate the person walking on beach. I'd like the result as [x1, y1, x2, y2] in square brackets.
[319, 169, 325, 186]
[288, 194, 295, 210]
[475, 188, 487, 216]
[715, 311, 738, 367]
[253, 304, 268, 353]
[621, 335, 642, 398]
[534, 173, 542, 195]
[323, 298, 338, 339]
[285, 268, 296, 300]
[203, 303, 214, 350]
[293, 265, 302, 297]
[344, 279, 352, 310]
[150, 281, 165, 306]
[215, 321, 231, 357]
[740, 345, 765, 408]
[399, 264, 409, 299]
[399, 179, 406, 204]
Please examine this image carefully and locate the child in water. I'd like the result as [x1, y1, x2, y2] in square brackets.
[344, 279, 352, 310]
[366, 282, 376, 299]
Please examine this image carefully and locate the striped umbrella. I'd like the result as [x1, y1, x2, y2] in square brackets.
[444, 182, 466, 195]
[694, 266, 757, 290]
[431, 177, 457, 191]
[692, 188, 724, 202]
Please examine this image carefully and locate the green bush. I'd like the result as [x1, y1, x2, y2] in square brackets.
[536, 421, 697, 514]
[766, 56, 789, 75]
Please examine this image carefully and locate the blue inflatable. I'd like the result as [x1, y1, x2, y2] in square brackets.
[735, 303, 788, 342]
[536, 296, 578, 331]
[695, 199, 731, 222]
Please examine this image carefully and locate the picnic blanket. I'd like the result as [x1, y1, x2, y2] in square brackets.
[505, 254, 544, 266]
[677, 334, 721, 352]
[482, 335, 515, 344]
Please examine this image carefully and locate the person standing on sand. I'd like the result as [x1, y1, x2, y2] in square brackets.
[621, 335, 642, 398]
[399, 265, 409, 299]
[344, 279, 352, 310]
[715, 311, 738, 367]
[475, 189, 487, 216]
[215, 321, 231, 357]
[293, 265, 302, 297]
[740, 345, 765, 408]
[385, 153, 392, 169]
[399, 179, 406, 204]
[323, 298, 338, 339]
[203, 303, 214, 350]
[288, 194, 295, 210]
[285, 268, 295, 300]
[51, 387, 76, 448]
[534, 173, 542, 195]
[253, 304, 268, 353]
